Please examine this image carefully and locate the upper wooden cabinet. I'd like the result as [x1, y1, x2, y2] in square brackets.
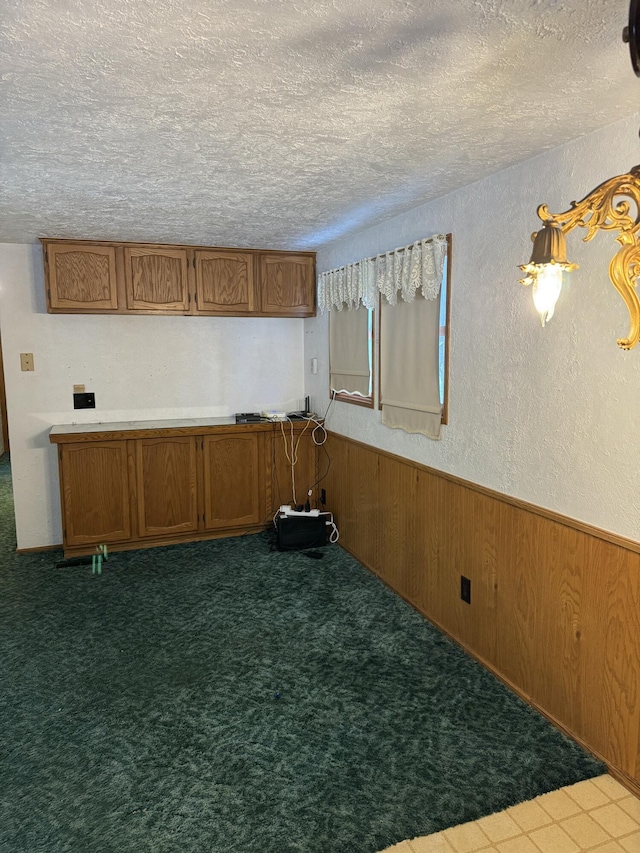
[41, 239, 316, 318]
[46, 243, 118, 312]
[124, 246, 190, 312]
[194, 250, 255, 314]
[259, 253, 316, 317]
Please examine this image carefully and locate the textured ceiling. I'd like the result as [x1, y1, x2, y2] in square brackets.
[1, 0, 639, 250]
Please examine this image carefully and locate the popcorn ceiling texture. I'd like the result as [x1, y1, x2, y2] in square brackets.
[0, 0, 637, 248]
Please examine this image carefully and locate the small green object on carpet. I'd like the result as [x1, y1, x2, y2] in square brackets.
[0, 456, 604, 852]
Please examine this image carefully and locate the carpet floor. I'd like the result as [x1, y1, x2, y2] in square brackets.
[0, 455, 604, 853]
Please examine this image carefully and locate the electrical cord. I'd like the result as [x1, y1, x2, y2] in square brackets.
[307, 442, 331, 497]
[308, 417, 327, 446]
[268, 393, 334, 511]
[326, 518, 339, 543]
[261, 399, 332, 525]
[294, 394, 333, 501]
[322, 389, 336, 423]
[279, 416, 312, 506]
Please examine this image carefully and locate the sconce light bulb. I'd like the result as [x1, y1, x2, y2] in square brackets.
[532, 263, 564, 327]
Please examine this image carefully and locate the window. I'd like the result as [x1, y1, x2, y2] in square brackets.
[321, 233, 450, 431]
[378, 235, 451, 439]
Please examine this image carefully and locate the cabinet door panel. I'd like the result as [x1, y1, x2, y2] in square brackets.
[195, 251, 255, 313]
[203, 434, 263, 529]
[259, 254, 315, 317]
[60, 442, 130, 546]
[47, 244, 118, 311]
[124, 247, 190, 312]
[136, 437, 198, 537]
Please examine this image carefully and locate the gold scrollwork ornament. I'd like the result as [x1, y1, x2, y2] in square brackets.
[521, 166, 640, 349]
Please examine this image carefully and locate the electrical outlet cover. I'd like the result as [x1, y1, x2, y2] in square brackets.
[73, 392, 96, 409]
[461, 575, 471, 604]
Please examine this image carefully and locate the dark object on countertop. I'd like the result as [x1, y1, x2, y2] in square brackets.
[235, 413, 265, 424]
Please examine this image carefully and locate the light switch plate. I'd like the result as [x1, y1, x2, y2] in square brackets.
[20, 353, 34, 371]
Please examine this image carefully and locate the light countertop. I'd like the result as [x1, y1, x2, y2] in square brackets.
[49, 416, 238, 436]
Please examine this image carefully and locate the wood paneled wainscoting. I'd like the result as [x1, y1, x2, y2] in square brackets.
[324, 432, 640, 794]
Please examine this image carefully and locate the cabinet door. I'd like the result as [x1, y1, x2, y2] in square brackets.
[124, 246, 190, 312]
[46, 243, 118, 312]
[60, 441, 130, 546]
[258, 254, 316, 317]
[203, 433, 263, 529]
[135, 437, 198, 537]
[194, 250, 255, 313]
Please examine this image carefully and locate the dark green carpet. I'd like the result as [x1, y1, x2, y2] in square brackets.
[0, 455, 604, 853]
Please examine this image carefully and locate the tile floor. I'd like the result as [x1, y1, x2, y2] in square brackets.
[379, 775, 640, 853]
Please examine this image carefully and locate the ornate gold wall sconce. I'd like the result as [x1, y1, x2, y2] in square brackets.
[519, 1, 640, 350]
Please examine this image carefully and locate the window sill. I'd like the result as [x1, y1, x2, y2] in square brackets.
[333, 391, 374, 409]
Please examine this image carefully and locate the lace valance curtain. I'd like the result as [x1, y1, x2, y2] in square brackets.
[318, 234, 448, 311]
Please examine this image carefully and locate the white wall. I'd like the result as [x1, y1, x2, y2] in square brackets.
[305, 112, 640, 542]
[0, 243, 305, 549]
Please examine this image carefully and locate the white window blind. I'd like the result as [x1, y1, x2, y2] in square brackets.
[381, 293, 443, 439]
[329, 304, 371, 396]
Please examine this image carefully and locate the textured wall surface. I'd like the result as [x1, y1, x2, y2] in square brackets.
[1, 0, 636, 248]
[305, 111, 640, 542]
[0, 244, 305, 549]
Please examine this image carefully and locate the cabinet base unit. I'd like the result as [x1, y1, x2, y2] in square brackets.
[50, 419, 320, 557]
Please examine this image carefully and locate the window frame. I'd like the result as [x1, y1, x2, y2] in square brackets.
[441, 233, 452, 425]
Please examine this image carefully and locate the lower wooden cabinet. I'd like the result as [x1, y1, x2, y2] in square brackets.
[136, 437, 199, 537]
[60, 441, 131, 547]
[203, 433, 264, 529]
[52, 422, 318, 556]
